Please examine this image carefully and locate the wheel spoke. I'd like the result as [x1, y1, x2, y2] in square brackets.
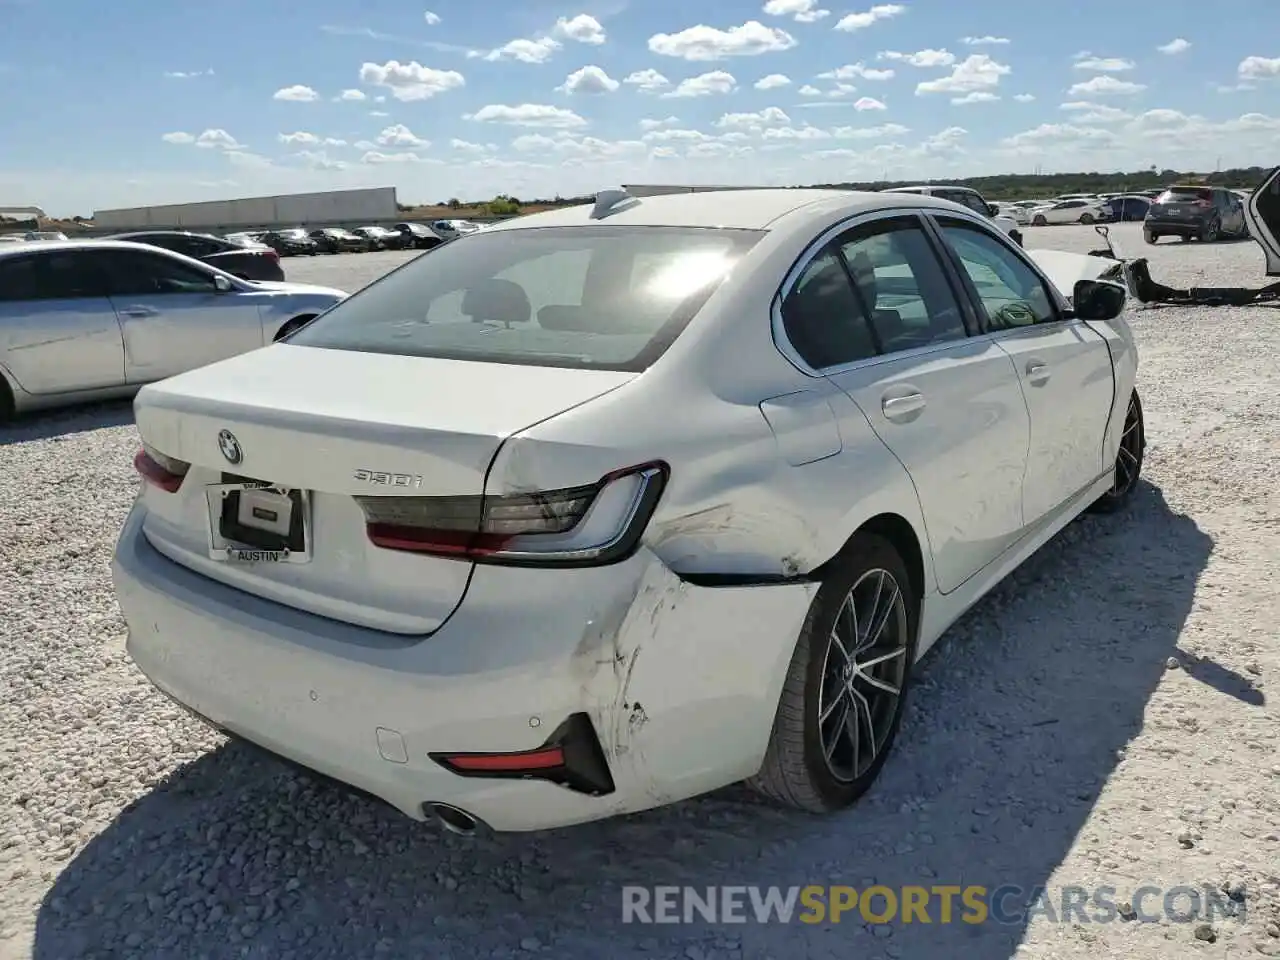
[856, 668, 903, 698]
[823, 699, 849, 760]
[843, 693, 860, 774]
[860, 580, 900, 653]
[850, 685, 878, 767]
[819, 683, 845, 723]
[1119, 446, 1139, 469]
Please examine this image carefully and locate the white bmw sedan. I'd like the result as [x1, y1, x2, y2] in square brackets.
[112, 188, 1144, 834]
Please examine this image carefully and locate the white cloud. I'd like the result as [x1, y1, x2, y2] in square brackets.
[798, 84, 823, 96]
[376, 123, 430, 147]
[164, 69, 214, 79]
[195, 129, 240, 150]
[484, 37, 562, 63]
[761, 0, 830, 23]
[834, 4, 905, 32]
[624, 68, 670, 92]
[557, 65, 620, 94]
[278, 131, 320, 145]
[1060, 101, 1132, 123]
[639, 116, 681, 130]
[1072, 55, 1135, 72]
[832, 122, 909, 138]
[360, 151, 434, 165]
[763, 125, 830, 141]
[467, 103, 588, 128]
[225, 151, 271, 169]
[879, 49, 955, 68]
[1001, 123, 1117, 150]
[819, 62, 895, 80]
[716, 106, 791, 129]
[359, 60, 464, 100]
[424, 10, 441, 24]
[1068, 75, 1146, 96]
[449, 139, 489, 153]
[648, 21, 796, 60]
[336, 88, 366, 101]
[554, 14, 606, 44]
[272, 85, 319, 102]
[160, 131, 195, 144]
[952, 91, 998, 105]
[916, 55, 1010, 95]
[294, 150, 347, 171]
[1239, 56, 1280, 80]
[662, 70, 738, 98]
[755, 73, 792, 89]
[852, 96, 886, 110]
[961, 36, 1009, 46]
[369, 110, 390, 118]
[1157, 38, 1190, 55]
[1013, 93, 1035, 102]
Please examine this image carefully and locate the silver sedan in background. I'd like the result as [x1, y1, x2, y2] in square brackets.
[0, 240, 345, 420]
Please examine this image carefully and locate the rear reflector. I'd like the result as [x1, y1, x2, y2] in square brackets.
[134, 448, 188, 492]
[430, 713, 615, 796]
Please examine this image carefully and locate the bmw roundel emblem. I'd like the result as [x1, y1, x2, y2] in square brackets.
[217, 429, 243, 465]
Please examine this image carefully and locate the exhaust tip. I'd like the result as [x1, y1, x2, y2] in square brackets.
[426, 802, 483, 837]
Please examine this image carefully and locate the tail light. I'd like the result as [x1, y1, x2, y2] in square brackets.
[357, 463, 667, 567]
[263, 248, 280, 261]
[134, 444, 190, 492]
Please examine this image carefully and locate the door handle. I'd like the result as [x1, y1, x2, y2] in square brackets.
[881, 391, 926, 420]
[1025, 360, 1051, 385]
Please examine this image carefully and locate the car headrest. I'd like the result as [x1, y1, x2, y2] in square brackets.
[461, 278, 531, 325]
[847, 251, 877, 307]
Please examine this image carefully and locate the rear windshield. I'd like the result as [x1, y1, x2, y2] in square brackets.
[1159, 187, 1212, 202]
[287, 225, 763, 371]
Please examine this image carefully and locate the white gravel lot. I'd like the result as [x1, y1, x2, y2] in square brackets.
[1, 224, 1277, 960]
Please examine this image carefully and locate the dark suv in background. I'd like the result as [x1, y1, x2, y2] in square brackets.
[1144, 186, 1249, 244]
[105, 231, 284, 281]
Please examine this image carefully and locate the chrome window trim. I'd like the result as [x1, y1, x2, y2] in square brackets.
[769, 205, 994, 378]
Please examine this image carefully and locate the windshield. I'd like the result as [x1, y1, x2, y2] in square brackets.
[1159, 187, 1212, 202]
[288, 225, 763, 372]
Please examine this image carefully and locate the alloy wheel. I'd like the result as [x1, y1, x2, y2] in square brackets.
[1111, 394, 1143, 496]
[817, 569, 910, 784]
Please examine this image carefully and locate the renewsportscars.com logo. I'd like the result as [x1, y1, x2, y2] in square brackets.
[621, 884, 1246, 926]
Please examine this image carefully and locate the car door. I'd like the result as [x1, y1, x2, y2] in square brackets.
[779, 213, 1032, 594]
[0, 249, 124, 394]
[100, 248, 265, 383]
[929, 215, 1115, 525]
[1216, 190, 1244, 234]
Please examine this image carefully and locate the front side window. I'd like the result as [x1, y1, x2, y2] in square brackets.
[288, 225, 763, 372]
[936, 219, 1057, 330]
[103, 250, 219, 296]
[0, 256, 40, 302]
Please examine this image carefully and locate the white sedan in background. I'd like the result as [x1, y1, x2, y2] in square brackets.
[0, 240, 345, 420]
[113, 187, 1142, 834]
[1030, 198, 1109, 226]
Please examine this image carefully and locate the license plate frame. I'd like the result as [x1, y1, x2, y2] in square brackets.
[205, 481, 312, 564]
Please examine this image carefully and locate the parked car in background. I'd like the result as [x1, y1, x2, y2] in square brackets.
[392, 222, 444, 250]
[309, 228, 369, 254]
[261, 229, 318, 257]
[1030, 199, 1108, 226]
[24, 231, 68, 242]
[112, 186, 1141, 835]
[0, 236, 24, 245]
[351, 226, 407, 251]
[1143, 185, 1249, 244]
[105, 231, 284, 282]
[428, 219, 482, 242]
[1098, 196, 1151, 223]
[882, 185, 1023, 244]
[0, 240, 345, 420]
[224, 232, 268, 247]
[995, 202, 1032, 225]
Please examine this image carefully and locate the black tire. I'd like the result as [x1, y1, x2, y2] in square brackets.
[748, 533, 919, 813]
[1032, 214, 1047, 226]
[273, 315, 316, 342]
[1143, 229, 1158, 245]
[1089, 391, 1145, 514]
[1079, 212, 1095, 224]
[0, 375, 14, 423]
[1201, 217, 1220, 243]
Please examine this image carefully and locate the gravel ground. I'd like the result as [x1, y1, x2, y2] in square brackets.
[1, 223, 1277, 960]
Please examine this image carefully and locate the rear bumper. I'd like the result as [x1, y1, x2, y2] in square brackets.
[1145, 217, 1207, 235]
[112, 503, 816, 832]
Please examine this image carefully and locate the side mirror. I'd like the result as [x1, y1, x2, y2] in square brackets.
[214, 274, 233, 293]
[1071, 278, 1127, 321]
[987, 203, 1000, 217]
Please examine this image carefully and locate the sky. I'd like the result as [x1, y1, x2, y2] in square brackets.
[1, 0, 1279, 216]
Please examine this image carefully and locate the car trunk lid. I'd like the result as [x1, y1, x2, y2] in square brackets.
[133, 344, 636, 634]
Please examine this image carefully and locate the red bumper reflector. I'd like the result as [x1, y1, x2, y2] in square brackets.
[442, 747, 566, 772]
[134, 450, 184, 492]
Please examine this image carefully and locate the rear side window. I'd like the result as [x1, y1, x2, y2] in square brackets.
[0, 257, 39, 301]
[289, 225, 763, 371]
